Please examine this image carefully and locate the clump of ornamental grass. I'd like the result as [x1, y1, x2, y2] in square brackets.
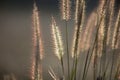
[30, 0, 120, 80]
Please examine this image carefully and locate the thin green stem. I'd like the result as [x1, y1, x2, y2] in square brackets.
[83, 37, 98, 80]
[83, 12, 103, 80]
[98, 55, 102, 79]
[74, 54, 78, 80]
[93, 42, 98, 80]
[70, 54, 77, 80]
[82, 48, 90, 80]
[102, 61, 109, 80]
[84, 41, 96, 80]
[109, 51, 115, 80]
[65, 21, 70, 80]
[60, 56, 65, 80]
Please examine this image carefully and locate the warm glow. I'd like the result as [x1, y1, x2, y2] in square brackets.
[51, 17, 64, 60]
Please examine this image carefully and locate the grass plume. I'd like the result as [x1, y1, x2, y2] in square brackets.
[31, 2, 43, 80]
[51, 16, 65, 79]
[60, 0, 71, 21]
[51, 16, 64, 60]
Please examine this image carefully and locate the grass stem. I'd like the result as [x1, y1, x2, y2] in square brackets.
[65, 20, 70, 80]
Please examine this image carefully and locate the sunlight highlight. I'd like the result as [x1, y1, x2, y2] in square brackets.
[51, 16, 64, 60]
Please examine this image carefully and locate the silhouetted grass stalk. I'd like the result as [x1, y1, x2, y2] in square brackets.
[71, 0, 85, 80]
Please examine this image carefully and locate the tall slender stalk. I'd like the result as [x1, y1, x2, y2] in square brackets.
[83, 9, 105, 80]
[96, 0, 109, 78]
[102, 1, 115, 80]
[106, 0, 115, 45]
[83, 30, 98, 80]
[93, 40, 98, 80]
[51, 17, 65, 79]
[32, 1, 43, 80]
[71, 0, 85, 80]
[81, 47, 90, 80]
[65, 20, 70, 80]
[114, 62, 120, 80]
[60, 0, 71, 79]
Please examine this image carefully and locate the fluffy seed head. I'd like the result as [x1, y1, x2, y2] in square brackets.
[60, 0, 71, 21]
[51, 16, 64, 60]
[31, 2, 43, 80]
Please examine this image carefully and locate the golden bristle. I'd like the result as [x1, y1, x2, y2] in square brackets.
[72, 0, 85, 57]
[51, 16, 64, 60]
[75, 0, 85, 23]
[96, 0, 107, 57]
[112, 10, 120, 49]
[60, 0, 71, 21]
[33, 2, 44, 60]
[97, 14, 106, 57]
[31, 59, 35, 80]
[107, 0, 115, 45]
[98, 0, 106, 13]
[98, 18, 105, 56]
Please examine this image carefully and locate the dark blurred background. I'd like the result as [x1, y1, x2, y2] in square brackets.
[0, 0, 119, 80]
